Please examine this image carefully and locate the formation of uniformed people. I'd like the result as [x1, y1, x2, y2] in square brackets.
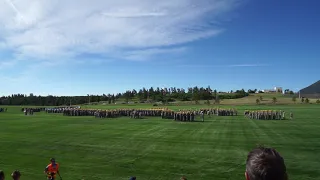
[63, 109, 96, 116]
[45, 107, 197, 121]
[46, 107, 80, 114]
[0, 108, 7, 112]
[60, 108, 163, 119]
[23, 108, 35, 115]
[244, 110, 293, 120]
[199, 108, 238, 116]
[21, 107, 45, 112]
[161, 109, 175, 119]
[95, 109, 165, 119]
[43, 107, 240, 122]
[174, 111, 197, 121]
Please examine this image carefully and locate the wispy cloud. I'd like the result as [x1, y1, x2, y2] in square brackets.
[228, 64, 270, 67]
[0, 0, 240, 64]
[0, 59, 18, 69]
[121, 47, 188, 61]
[178, 64, 270, 68]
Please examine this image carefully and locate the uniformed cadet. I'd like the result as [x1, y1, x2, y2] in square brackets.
[245, 110, 287, 120]
[200, 111, 204, 122]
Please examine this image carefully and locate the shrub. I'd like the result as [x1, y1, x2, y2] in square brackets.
[272, 97, 277, 104]
[305, 98, 310, 103]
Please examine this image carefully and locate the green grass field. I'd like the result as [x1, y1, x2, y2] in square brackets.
[0, 104, 320, 180]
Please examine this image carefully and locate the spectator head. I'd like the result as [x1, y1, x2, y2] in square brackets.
[11, 170, 21, 180]
[245, 146, 287, 180]
[181, 176, 187, 180]
[129, 177, 136, 180]
[0, 170, 4, 180]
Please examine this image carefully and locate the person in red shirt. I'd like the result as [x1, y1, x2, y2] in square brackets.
[44, 158, 62, 180]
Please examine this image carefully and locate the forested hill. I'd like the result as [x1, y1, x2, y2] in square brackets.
[300, 80, 320, 98]
[0, 87, 248, 106]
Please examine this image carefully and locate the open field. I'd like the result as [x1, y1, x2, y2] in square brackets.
[0, 105, 320, 180]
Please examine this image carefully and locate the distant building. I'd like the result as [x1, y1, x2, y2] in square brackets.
[263, 87, 283, 93]
[274, 87, 283, 93]
[299, 80, 320, 98]
[263, 89, 276, 93]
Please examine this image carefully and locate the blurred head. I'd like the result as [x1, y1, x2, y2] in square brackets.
[129, 177, 136, 180]
[11, 170, 21, 180]
[0, 170, 4, 180]
[181, 176, 187, 180]
[50, 158, 56, 165]
[245, 147, 287, 180]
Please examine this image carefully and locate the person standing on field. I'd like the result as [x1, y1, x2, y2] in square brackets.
[44, 158, 62, 180]
[200, 111, 204, 122]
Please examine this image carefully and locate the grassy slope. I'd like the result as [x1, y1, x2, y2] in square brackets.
[0, 105, 320, 180]
[97, 93, 318, 106]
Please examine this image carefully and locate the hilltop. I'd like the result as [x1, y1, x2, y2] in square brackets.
[300, 80, 320, 98]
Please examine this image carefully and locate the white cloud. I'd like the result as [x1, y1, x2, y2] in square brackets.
[0, 0, 240, 63]
[121, 47, 188, 61]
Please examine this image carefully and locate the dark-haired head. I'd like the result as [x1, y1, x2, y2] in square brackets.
[245, 146, 287, 180]
[0, 170, 4, 180]
[11, 170, 21, 180]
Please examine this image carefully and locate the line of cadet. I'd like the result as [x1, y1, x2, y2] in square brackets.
[0, 108, 7, 112]
[159, 109, 198, 121]
[198, 108, 238, 116]
[46, 107, 80, 114]
[244, 110, 293, 120]
[59, 108, 164, 118]
[48, 107, 239, 122]
[174, 111, 197, 121]
[94, 109, 164, 119]
[21, 107, 45, 112]
[23, 108, 35, 115]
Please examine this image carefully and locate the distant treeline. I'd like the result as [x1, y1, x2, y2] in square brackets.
[0, 86, 249, 106]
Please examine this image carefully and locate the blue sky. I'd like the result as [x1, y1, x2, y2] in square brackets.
[0, 0, 319, 96]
